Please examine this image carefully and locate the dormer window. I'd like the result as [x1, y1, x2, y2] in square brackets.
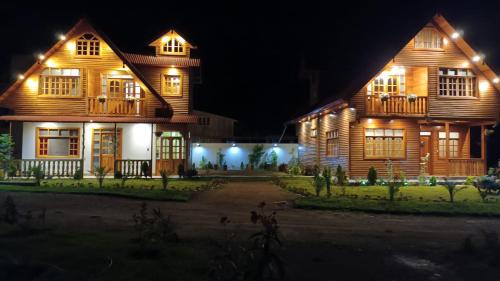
[414, 28, 443, 49]
[76, 33, 100, 56]
[163, 38, 184, 54]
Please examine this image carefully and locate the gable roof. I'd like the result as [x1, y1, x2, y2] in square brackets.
[148, 29, 196, 49]
[293, 13, 500, 120]
[0, 18, 173, 117]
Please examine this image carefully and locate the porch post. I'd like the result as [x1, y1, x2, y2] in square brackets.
[445, 122, 450, 176]
[150, 123, 154, 177]
[481, 125, 486, 175]
[82, 122, 85, 177]
[114, 122, 117, 172]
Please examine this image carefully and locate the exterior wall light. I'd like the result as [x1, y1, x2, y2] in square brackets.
[17, 74, 24, 80]
[493, 78, 499, 84]
[58, 34, 67, 41]
[196, 143, 201, 147]
[231, 143, 236, 147]
[472, 55, 481, 62]
[451, 32, 460, 39]
[38, 54, 45, 60]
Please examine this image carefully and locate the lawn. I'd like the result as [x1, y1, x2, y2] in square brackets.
[277, 177, 500, 216]
[0, 178, 220, 202]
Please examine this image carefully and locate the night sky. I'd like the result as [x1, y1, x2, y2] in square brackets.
[1, 0, 500, 141]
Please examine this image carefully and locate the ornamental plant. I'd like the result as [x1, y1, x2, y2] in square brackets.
[322, 166, 332, 197]
[312, 174, 324, 197]
[443, 178, 467, 203]
[367, 166, 377, 185]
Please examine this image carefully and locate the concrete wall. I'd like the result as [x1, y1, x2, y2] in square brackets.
[191, 143, 298, 170]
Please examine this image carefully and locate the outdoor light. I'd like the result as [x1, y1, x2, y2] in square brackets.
[472, 55, 481, 62]
[349, 108, 356, 111]
[451, 32, 460, 39]
[231, 143, 236, 147]
[38, 54, 45, 60]
[196, 143, 201, 147]
[493, 78, 499, 84]
[58, 34, 67, 41]
[273, 143, 278, 147]
[329, 113, 336, 117]
[443, 38, 449, 45]
[17, 74, 24, 80]
[462, 61, 470, 67]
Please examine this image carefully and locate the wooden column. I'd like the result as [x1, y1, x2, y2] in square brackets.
[114, 122, 117, 172]
[316, 117, 321, 167]
[445, 122, 450, 176]
[481, 125, 486, 175]
[82, 122, 86, 177]
[150, 123, 154, 177]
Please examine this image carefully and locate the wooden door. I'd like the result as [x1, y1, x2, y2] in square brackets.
[420, 135, 432, 174]
[155, 136, 186, 175]
[92, 128, 122, 172]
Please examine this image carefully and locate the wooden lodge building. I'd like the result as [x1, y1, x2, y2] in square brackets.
[0, 18, 234, 177]
[293, 14, 500, 178]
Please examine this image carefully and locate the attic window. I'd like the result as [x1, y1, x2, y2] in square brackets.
[163, 38, 184, 54]
[76, 33, 100, 56]
[414, 28, 443, 49]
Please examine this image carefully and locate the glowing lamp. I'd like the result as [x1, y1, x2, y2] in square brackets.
[196, 143, 201, 147]
[349, 108, 356, 111]
[329, 113, 336, 117]
[231, 143, 236, 147]
[38, 54, 45, 60]
[451, 32, 460, 39]
[472, 55, 481, 62]
[17, 74, 24, 80]
[443, 38, 449, 45]
[273, 143, 278, 147]
[367, 118, 373, 124]
[58, 34, 67, 41]
[493, 78, 499, 84]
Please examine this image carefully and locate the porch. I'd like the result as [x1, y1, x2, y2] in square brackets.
[419, 121, 490, 177]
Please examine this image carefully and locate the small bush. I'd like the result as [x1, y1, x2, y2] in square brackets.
[160, 170, 169, 190]
[303, 165, 314, 176]
[140, 161, 150, 178]
[114, 170, 123, 179]
[322, 166, 332, 197]
[443, 178, 467, 203]
[367, 166, 377, 185]
[335, 165, 346, 186]
[94, 166, 109, 189]
[429, 176, 437, 186]
[177, 164, 185, 178]
[73, 166, 83, 180]
[30, 165, 45, 186]
[312, 175, 324, 197]
[278, 163, 288, 173]
[2, 195, 18, 224]
[464, 176, 475, 186]
[240, 162, 245, 170]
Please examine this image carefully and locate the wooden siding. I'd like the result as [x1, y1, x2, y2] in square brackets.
[188, 111, 235, 141]
[135, 65, 191, 115]
[1, 22, 165, 118]
[349, 118, 421, 178]
[351, 23, 500, 119]
[297, 118, 318, 166]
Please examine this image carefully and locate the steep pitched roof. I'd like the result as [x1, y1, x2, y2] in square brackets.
[0, 18, 173, 116]
[148, 29, 196, 49]
[294, 13, 500, 120]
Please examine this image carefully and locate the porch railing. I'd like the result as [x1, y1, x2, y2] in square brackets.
[13, 159, 82, 178]
[448, 158, 485, 176]
[366, 95, 427, 115]
[114, 159, 152, 177]
[88, 97, 145, 116]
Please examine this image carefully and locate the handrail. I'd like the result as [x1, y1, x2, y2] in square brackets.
[88, 97, 145, 116]
[366, 94, 427, 115]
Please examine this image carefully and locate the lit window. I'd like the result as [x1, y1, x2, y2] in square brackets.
[439, 68, 476, 97]
[163, 75, 182, 96]
[326, 130, 339, 157]
[39, 68, 80, 96]
[368, 74, 405, 96]
[414, 28, 443, 49]
[438, 132, 460, 158]
[310, 128, 317, 138]
[365, 128, 405, 159]
[37, 128, 79, 158]
[156, 131, 185, 161]
[163, 38, 184, 54]
[76, 33, 100, 56]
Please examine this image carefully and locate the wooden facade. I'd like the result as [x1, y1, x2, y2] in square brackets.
[296, 15, 500, 178]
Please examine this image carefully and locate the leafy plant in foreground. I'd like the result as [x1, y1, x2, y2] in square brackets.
[30, 165, 45, 186]
[94, 166, 109, 189]
[312, 174, 324, 197]
[160, 170, 169, 190]
[367, 166, 377, 185]
[443, 178, 467, 203]
[322, 166, 332, 197]
[335, 165, 346, 186]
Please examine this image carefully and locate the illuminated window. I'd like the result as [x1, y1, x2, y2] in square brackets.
[76, 33, 100, 56]
[37, 128, 79, 158]
[326, 130, 339, 157]
[156, 131, 185, 160]
[310, 127, 317, 138]
[365, 128, 405, 159]
[163, 38, 184, 54]
[439, 68, 476, 97]
[414, 28, 443, 49]
[163, 75, 182, 96]
[438, 132, 460, 158]
[39, 68, 80, 97]
[368, 74, 405, 96]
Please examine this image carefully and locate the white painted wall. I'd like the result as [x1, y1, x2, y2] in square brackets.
[191, 143, 298, 170]
[22, 122, 155, 174]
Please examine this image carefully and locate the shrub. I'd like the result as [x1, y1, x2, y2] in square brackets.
[160, 170, 169, 190]
[73, 166, 83, 180]
[94, 166, 109, 189]
[270, 150, 278, 169]
[313, 165, 320, 177]
[335, 165, 346, 186]
[429, 176, 437, 186]
[367, 166, 377, 185]
[141, 161, 150, 178]
[248, 144, 265, 168]
[223, 161, 228, 171]
[114, 170, 123, 179]
[0, 134, 14, 179]
[199, 156, 208, 170]
[240, 161, 245, 170]
[121, 173, 129, 189]
[207, 161, 214, 170]
[464, 176, 475, 186]
[278, 163, 288, 173]
[216, 148, 225, 170]
[322, 166, 332, 197]
[312, 174, 324, 196]
[177, 163, 185, 178]
[443, 178, 467, 203]
[31, 165, 45, 186]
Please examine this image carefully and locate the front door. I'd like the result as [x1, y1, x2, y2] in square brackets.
[92, 128, 122, 172]
[155, 132, 186, 175]
[420, 135, 432, 174]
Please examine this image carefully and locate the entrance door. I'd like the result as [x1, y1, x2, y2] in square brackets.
[420, 135, 432, 174]
[155, 132, 186, 174]
[92, 128, 122, 172]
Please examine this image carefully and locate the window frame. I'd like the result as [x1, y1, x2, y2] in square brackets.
[438, 131, 460, 159]
[326, 129, 340, 157]
[161, 38, 185, 55]
[36, 127, 80, 159]
[75, 33, 101, 57]
[161, 74, 183, 97]
[38, 68, 82, 98]
[364, 128, 406, 160]
[438, 68, 478, 99]
[414, 28, 444, 51]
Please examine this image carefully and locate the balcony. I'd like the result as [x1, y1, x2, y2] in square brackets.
[88, 97, 145, 116]
[366, 94, 428, 116]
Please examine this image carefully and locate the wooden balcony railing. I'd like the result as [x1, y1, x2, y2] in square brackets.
[366, 95, 428, 115]
[448, 158, 485, 176]
[88, 97, 145, 116]
[12, 159, 83, 178]
[115, 159, 152, 177]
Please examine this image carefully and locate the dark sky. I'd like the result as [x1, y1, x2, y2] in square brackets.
[1, 0, 500, 137]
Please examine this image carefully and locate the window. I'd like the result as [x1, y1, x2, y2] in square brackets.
[101, 74, 141, 99]
[439, 68, 476, 97]
[414, 28, 443, 49]
[438, 132, 460, 158]
[326, 130, 339, 157]
[368, 74, 405, 96]
[76, 33, 100, 56]
[198, 117, 210, 126]
[155, 131, 185, 160]
[163, 38, 184, 54]
[162, 75, 182, 96]
[37, 128, 79, 158]
[310, 127, 317, 138]
[365, 128, 405, 159]
[39, 68, 80, 97]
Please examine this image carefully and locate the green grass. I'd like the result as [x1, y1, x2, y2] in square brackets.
[0, 225, 212, 281]
[278, 177, 500, 216]
[0, 178, 217, 202]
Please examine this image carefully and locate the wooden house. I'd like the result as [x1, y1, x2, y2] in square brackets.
[293, 14, 500, 178]
[0, 18, 230, 177]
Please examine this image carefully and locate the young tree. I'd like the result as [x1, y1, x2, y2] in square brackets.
[367, 166, 377, 185]
[312, 174, 324, 197]
[322, 166, 332, 197]
[443, 178, 467, 203]
[216, 149, 225, 170]
[0, 134, 14, 178]
[248, 144, 265, 169]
